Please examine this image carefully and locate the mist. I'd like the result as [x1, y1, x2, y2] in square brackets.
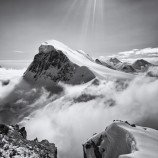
[0, 68, 158, 158]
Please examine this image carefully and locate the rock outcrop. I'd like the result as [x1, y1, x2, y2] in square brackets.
[0, 124, 57, 158]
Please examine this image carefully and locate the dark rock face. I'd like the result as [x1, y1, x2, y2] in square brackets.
[120, 64, 136, 73]
[0, 124, 57, 158]
[97, 57, 154, 74]
[109, 58, 121, 65]
[0, 124, 9, 135]
[95, 59, 103, 65]
[95, 59, 116, 70]
[24, 46, 76, 82]
[74, 94, 96, 103]
[19, 127, 27, 139]
[132, 59, 152, 71]
[24, 45, 95, 85]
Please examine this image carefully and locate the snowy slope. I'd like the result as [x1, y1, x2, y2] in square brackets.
[83, 121, 158, 158]
[41, 40, 133, 79]
[24, 40, 133, 86]
[119, 122, 158, 158]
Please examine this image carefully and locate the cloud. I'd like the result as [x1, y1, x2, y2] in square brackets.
[13, 50, 24, 54]
[21, 75, 158, 158]
[106, 48, 158, 62]
[117, 48, 158, 59]
[0, 68, 25, 99]
[0, 68, 158, 158]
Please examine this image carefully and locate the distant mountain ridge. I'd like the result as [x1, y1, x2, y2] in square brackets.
[96, 57, 156, 73]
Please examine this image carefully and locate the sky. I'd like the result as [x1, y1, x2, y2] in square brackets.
[0, 0, 158, 60]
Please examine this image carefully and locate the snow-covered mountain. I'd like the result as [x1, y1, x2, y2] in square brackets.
[97, 56, 156, 73]
[97, 57, 122, 67]
[24, 40, 158, 86]
[23, 40, 132, 86]
[132, 59, 153, 72]
[96, 57, 135, 73]
[83, 121, 158, 158]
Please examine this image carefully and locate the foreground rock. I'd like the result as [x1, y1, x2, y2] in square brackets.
[83, 121, 158, 158]
[0, 124, 57, 158]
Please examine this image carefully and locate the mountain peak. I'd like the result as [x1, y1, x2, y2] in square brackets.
[132, 59, 152, 71]
[109, 57, 121, 65]
[23, 40, 133, 86]
[24, 40, 96, 85]
[41, 40, 70, 52]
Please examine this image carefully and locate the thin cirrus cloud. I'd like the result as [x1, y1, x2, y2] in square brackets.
[13, 50, 24, 54]
[116, 48, 158, 59]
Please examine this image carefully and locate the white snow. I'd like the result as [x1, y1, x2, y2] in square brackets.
[42, 40, 133, 80]
[84, 122, 158, 158]
[118, 122, 158, 158]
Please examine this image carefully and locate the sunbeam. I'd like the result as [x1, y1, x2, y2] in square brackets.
[60, 0, 79, 26]
[92, 0, 97, 27]
[79, 0, 105, 48]
[57, 0, 105, 48]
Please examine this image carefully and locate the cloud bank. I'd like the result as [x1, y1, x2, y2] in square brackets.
[0, 68, 158, 158]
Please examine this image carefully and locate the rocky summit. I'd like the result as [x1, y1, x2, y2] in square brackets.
[0, 124, 57, 158]
[23, 42, 95, 86]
